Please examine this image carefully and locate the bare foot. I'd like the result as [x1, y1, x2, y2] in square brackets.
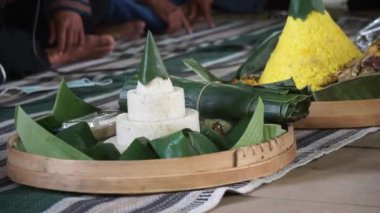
[96, 20, 146, 41]
[48, 34, 115, 66]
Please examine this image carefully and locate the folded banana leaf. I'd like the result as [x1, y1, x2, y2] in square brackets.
[254, 79, 310, 95]
[203, 98, 286, 149]
[121, 98, 285, 160]
[236, 31, 281, 79]
[121, 129, 220, 160]
[56, 122, 98, 150]
[120, 137, 159, 160]
[187, 131, 220, 154]
[119, 76, 310, 123]
[232, 98, 265, 148]
[313, 72, 380, 101]
[37, 81, 99, 131]
[176, 78, 310, 123]
[56, 122, 120, 160]
[15, 106, 92, 160]
[200, 127, 232, 150]
[200, 116, 253, 150]
[149, 129, 219, 159]
[15, 94, 285, 161]
[84, 143, 120, 161]
[183, 57, 306, 96]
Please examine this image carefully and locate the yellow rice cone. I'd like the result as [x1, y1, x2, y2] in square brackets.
[259, 11, 362, 91]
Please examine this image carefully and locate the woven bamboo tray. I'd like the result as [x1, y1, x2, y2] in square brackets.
[294, 99, 380, 129]
[7, 125, 296, 194]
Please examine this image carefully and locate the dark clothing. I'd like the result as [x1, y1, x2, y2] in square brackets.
[0, 0, 108, 80]
[213, 0, 267, 14]
[0, 0, 50, 79]
[0, 29, 50, 79]
[347, 0, 380, 11]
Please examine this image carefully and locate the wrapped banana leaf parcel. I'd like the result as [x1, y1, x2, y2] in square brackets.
[119, 75, 311, 124]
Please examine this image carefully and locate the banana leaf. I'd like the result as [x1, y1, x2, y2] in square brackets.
[119, 75, 310, 123]
[200, 127, 232, 150]
[201, 116, 255, 150]
[15, 106, 92, 160]
[119, 78, 131, 112]
[232, 99, 264, 148]
[172, 77, 310, 123]
[84, 143, 120, 160]
[56, 122, 120, 160]
[149, 129, 222, 159]
[224, 116, 250, 145]
[138, 31, 169, 85]
[148, 130, 198, 158]
[232, 98, 286, 148]
[313, 73, 380, 101]
[255, 78, 310, 95]
[236, 31, 281, 79]
[289, 0, 325, 20]
[183, 46, 303, 95]
[183, 58, 220, 82]
[37, 81, 98, 131]
[187, 131, 220, 154]
[56, 122, 98, 150]
[263, 124, 286, 141]
[120, 137, 159, 160]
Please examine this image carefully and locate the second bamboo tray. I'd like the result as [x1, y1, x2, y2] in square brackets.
[294, 98, 380, 129]
[7, 125, 296, 194]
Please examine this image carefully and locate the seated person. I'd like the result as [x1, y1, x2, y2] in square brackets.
[104, 0, 215, 35]
[0, 0, 115, 81]
[102, 0, 290, 37]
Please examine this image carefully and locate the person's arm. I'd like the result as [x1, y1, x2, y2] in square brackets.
[139, 0, 192, 34]
[45, 0, 89, 53]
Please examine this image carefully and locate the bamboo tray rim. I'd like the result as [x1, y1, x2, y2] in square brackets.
[294, 98, 380, 129]
[6, 125, 296, 194]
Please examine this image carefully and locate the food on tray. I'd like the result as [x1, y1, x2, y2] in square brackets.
[14, 86, 287, 160]
[120, 74, 311, 123]
[336, 38, 380, 82]
[14, 33, 290, 160]
[115, 32, 200, 152]
[231, 75, 259, 86]
[312, 38, 380, 101]
[13, 32, 293, 161]
[258, 0, 362, 91]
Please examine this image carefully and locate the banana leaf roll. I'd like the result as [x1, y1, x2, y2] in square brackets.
[119, 75, 310, 123]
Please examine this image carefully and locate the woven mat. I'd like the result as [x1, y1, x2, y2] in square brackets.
[0, 15, 378, 213]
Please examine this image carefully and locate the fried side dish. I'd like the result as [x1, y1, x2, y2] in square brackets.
[337, 38, 380, 82]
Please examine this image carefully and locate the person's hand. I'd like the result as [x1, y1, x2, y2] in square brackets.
[187, 0, 214, 28]
[143, 0, 192, 34]
[49, 11, 85, 53]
